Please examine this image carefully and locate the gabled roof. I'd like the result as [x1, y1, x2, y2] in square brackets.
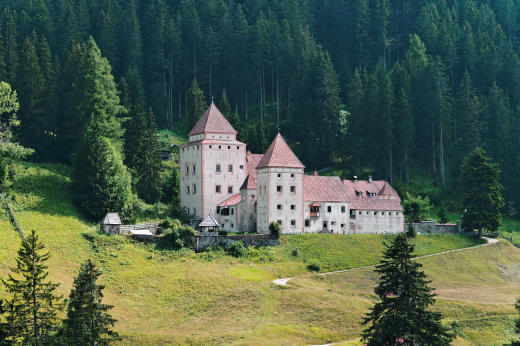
[257, 133, 304, 169]
[343, 179, 402, 211]
[188, 102, 237, 136]
[240, 153, 264, 190]
[101, 212, 121, 225]
[303, 175, 349, 202]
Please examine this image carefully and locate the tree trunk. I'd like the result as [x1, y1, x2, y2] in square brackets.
[440, 118, 445, 187]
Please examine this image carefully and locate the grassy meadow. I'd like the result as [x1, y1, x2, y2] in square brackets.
[0, 161, 517, 345]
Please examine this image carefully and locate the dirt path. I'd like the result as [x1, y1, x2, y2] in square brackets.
[272, 237, 499, 286]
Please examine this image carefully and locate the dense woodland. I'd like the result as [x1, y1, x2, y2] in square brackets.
[1, 0, 520, 212]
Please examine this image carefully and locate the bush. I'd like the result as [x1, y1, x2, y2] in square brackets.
[158, 225, 196, 250]
[307, 262, 321, 272]
[269, 222, 281, 238]
[291, 247, 300, 257]
[406, 224, 417, 238]
[218, 230, 228, 236]
[227, 241, 247, 258]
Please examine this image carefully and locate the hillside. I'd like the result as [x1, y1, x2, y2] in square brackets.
[0, 162, 515, 345]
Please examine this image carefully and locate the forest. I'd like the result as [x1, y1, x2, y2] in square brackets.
[1, 0, 520, 212]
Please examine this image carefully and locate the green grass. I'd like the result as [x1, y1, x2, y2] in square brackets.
[0, 161, 508, 345]
[499, 216, 520, 242]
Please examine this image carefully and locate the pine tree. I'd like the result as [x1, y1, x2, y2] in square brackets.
[460, 147, 505, 236]
[61, 260, 119, 345]
[162, 165, 181, 216]
[2, 230, 64, 345]
[438, 205, 449, 224]
[513, 297, 520, 346]
[362, 234, 454, 345]
[187, 79, 207, 128]
[1, 7, 18, 83]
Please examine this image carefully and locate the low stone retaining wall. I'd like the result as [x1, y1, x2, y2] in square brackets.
[194, 234, 280, 252]
[406, 221, 460, 234]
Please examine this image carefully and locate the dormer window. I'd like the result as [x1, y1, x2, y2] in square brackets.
[356, 191, 363, 197]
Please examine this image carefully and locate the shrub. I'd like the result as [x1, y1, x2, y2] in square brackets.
[406, 224, 416, 238]
[158, 225, 196, 250]
[291, 247, 300, 257]
[227, 241, 247, 258]
[269, 222, 281, 238]
[307, 262, 321, 272]
[219, 230, 228, 236]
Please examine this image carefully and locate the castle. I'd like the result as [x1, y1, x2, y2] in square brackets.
[180, 103, 404, 234]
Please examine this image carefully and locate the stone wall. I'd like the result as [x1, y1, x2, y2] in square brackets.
[406, 221, 460, 234]
[194, 234, 280, 252]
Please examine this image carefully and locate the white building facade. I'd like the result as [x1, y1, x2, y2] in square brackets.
[180, 103, 404, 234]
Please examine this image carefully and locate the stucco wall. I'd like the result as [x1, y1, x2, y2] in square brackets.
[349, 209, 404, 234]
[201, 140, 246, 217]
[179, 143, 203, 218]
[218, 205, 239, 232]
[303, 201, 350, 234]
[257, 167, 304, 234]
[238, 189, 257, 233]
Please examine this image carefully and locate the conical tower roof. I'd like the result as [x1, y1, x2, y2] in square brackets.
[257, 133, 304, 169]
[188, 102, 237, 136]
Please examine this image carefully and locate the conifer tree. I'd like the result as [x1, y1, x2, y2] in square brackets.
[2, 230, 64, 345]
[513, 297, 520, 346]
[187, 79, 207, 128]
[61, 260, 119, 345]
[362, 234, 454, 345]
[1, 7, 18, 83]
[460, 147, 505, 236]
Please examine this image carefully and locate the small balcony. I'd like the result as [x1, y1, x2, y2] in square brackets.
[310, 211, 320, 218]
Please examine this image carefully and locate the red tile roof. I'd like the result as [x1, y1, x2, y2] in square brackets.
[188, 102, 237, 136]
[218, 193, 242, 207]
[240, 153, 264, 190]
[343, 179, 402, 211]
[303, 175, 349, 202]
[257, 133, 304, 169]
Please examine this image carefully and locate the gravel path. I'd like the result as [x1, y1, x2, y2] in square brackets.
[272, 237, 498, 287]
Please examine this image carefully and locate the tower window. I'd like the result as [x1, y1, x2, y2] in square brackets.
[291, 205, 295, 210]
[192, 184, 196, 194]
[277, 173, 281, 178]
[228, 164, 233, 173]
[216, 164, 221, 173]
[305, 220, 310, 227]
[228, 146, 231, 149]
[186, 165, 189, 175]
[239, 165, 244, 170]
[290, 186, 296, 193]
[216, 185, 221, 193]
[228, 186, 233, 194]
[277, 204, 282, 210]
[277, 220, 282, 225]
[192, 165, 196, 174]
[327, 206, 332, 213]
[277, 185, 282, 192]
[341, 206, 346, 213]
[291, 220, 296, 226]
[291, 174, 294, 178]
[186, 186, 190, 194]
[237, 146, 240, 149]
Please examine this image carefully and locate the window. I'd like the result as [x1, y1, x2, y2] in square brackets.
[239, 165, 244, 170]
[356, 191, 363, 197]
[305, 220, 310, 227]
[252, 194, 255, 199]
[228, 186, 233, 194]
[192, 184, 196, 194]
[186, 165, 189, 175]
[291, 205, 295, 210]
[291, 174, 294, 178]
[218, 145, 221, 149]
[277, 185, 282, 192]
[341, 224, 345, 228]
[290, 186, 296, 193]
[331, 221, 336, 226]
[277, 204, 282, 210]
[327, 206, 332, 213]
[277, 173, 281, 178]
[237, 146, 240, 149]
[193, 208, 196, 215]
[228, 164, 233, 173]
[231, 223, 234, 228]
[341, 206, 346, 213]
[374, 211, 377, 215]
[228, 146, 231, 149]
[186, 186, 190, 194]
[221, 208, 229, 216]
[192, 165, 196, 174]
[216, 164, 221, 173]
[216, 207, 221, 214]
[209, 145, 212, 149]
[323, 221, 328, 229]
[291, 220, 296, 226]
[277, 220, 282, 225]
[231, 208, 234, 215]
[216, 185, 221, 193]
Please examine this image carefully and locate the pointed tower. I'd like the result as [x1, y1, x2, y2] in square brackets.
[180, 102, 246, 220]
[256, 133, 305, 234]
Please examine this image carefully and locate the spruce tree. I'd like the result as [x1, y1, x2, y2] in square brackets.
[187, 79, 207, 128]
[460, 147, 505, 236]
[61, 260, 119, 345]
[362, 234, 454, 345]
[2, 230, 64, 345]
[513, 297, 520, 346]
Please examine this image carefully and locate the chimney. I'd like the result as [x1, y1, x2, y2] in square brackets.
[368, 175, 372, 183]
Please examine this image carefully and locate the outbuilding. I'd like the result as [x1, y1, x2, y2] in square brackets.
[101, 212, 122, 235]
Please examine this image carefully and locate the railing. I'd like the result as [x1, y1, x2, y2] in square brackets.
[310, 212, 319, 218]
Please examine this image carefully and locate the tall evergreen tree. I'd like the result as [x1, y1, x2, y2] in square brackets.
[2, 230, 64, 345]
[61, 260, 119, 345]
[362, 234, 454, 345]
[460, 147, 505, 236]
[187, 79, 207, 129]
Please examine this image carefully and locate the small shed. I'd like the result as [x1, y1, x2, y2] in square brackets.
[101, 213, 122, 235]
[198, 214, 221, 235]
[129, 229, 155, 241]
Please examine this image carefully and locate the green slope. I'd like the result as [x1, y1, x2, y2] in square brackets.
[0, 161, 509, 345]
